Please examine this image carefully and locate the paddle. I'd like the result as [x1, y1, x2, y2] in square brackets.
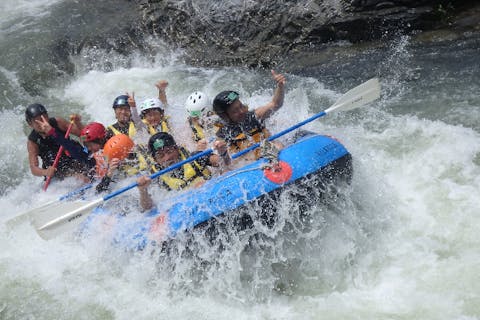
[5, 183, 93, 229]
[43, 120, 75, 191]
[33, 149, 215, 239]
[33, 77, 380, 239]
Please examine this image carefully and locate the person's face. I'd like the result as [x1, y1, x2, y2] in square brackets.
[225, 100, 247, 123]
[28, 114, 48, 133]
[84, 141, 102, 153]
[154, 146, 180, 167]
[143, 109, 164, 127]
[114, 105, 131, 124]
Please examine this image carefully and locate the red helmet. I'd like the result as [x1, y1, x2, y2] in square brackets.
[103, 134, 134, 161]
[80, 122, 106, 143]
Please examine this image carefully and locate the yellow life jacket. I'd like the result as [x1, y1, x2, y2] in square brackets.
[142, 118, 170, 136]
[227, 127, 270, 159]
[108, 121, 136, 138]
[120, 148, 157, 176]
[153, 147, 211, 191]
[188, 117, 205, 142]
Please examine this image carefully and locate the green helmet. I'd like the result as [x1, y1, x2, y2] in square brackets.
[212, 91, 239, 114]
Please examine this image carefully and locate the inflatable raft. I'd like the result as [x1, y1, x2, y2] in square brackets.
[81, 132, 352, 249]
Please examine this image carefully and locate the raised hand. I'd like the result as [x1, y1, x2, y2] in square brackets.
[271, 70, 286, 86]
[35, 115, 53, 134]
[126, 92, 136, 108]
[155, 80, 168, 92]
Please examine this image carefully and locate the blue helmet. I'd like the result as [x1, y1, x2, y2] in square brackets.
[112, 95, 130, 108]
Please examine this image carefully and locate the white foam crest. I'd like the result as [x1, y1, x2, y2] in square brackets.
[322, 111, 480, 317]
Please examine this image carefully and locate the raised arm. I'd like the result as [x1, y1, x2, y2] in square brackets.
[127, 91, 148, 133]
[155, 80, 168, 106]
[254, 70, 286, 121]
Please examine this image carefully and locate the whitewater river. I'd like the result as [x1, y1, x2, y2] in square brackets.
[1, 1, 479, 319]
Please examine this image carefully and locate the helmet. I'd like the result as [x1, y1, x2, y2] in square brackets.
[80, 122, 106, 143]
[103, 134, 134, 161]
[148, 132, 176, 156]
[139, 98, 163, 117]
[212, 91, 239, 114]
[25, 103, 47, 122]
[112, 95, 130, 108]
[185, 91, 211, 117]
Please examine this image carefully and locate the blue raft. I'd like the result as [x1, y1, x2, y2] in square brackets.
[81, 132, 352, 249]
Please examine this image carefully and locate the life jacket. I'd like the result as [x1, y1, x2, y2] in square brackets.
[188, 117, 205, 142]
[107, 121, 136, 138]
[142, 118, 170, 136]
[120, 150, 153, 176]
[216, 111, 269, 159]
[28, 118, 88, 178]
[188, 115, 220, 142]
[152, 147, 211, 191]
[107, 122, 157, 175]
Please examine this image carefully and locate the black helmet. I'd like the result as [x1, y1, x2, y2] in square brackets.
[25, 103, 47, 123]
[212, 91, 239, 114]
[112, 95, 129, 108]
[148, 132, 177, 155]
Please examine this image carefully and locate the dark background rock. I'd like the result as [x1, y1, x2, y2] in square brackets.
[136, 0, 480, 70]
[4, 0, 479, 97]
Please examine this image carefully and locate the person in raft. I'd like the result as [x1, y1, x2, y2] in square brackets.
[213, 70, 286, 162]
[105, 94, 140, 141]
[136, 132, 231, 211]
[79, 122, 109, 180]
[137, 80, 171, 136]
[184, 91, 220, 151]
[25, 103, 92, 182]
[95, 133, 157, 193]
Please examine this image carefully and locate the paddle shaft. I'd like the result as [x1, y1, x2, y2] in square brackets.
[104, 149, 214, 201]
[232, 111, 327, 159]
[234, 78, 381, 159]
[43, 121, 74, 191]
[106, 109, 326, 199]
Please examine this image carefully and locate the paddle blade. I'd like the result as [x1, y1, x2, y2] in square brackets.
[5, 198, 60, 229]
[32, 198, 102, 240]
[325, 78, 380, 114]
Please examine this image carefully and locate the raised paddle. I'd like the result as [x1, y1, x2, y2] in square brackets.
[33, 78, 381, 239]
[43, 120, 75, 191]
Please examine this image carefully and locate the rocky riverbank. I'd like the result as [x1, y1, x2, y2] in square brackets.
[3, 0, 479, 98]
[137, 0, 480, 72]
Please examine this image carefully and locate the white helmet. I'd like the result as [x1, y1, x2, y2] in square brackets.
[139, 98, 163, 117]
[185, 91, 211, 117]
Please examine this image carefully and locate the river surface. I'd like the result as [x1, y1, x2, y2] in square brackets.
[1, 1, 479, 319]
